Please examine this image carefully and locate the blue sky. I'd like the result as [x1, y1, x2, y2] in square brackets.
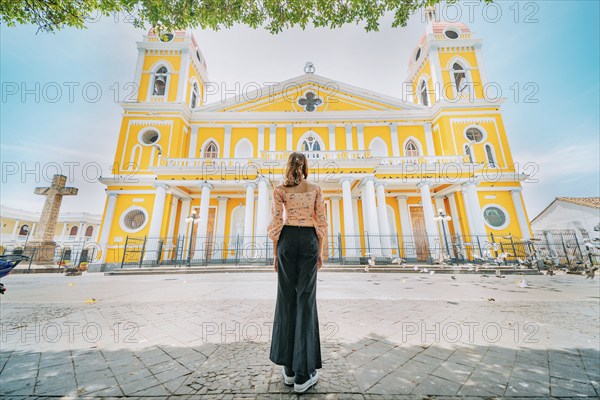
[1, 0, 598, 219]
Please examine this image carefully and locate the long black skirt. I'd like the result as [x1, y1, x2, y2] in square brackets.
[269, 225, 322, 376]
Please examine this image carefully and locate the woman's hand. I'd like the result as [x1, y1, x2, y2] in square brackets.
[317, 253, 323, 270]
[273, 255, 278, 272]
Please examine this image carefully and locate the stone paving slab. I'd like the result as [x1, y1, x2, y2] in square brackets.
[0, 272, 598, 398]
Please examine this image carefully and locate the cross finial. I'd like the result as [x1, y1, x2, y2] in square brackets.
[304, 62, 315, 74]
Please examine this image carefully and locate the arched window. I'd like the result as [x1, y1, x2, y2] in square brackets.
[419, 80, 429, 106]
[18, 225, 29, 236]
[69, 226, 78, 236]
[234, 139, 253, 159]
[152, 66, 168, 96]
[369, 137, 388, 157]
[203, 141, 218, 158]
[85, 226, 94, 237]
[298, 132, 324, 159]
[190, 82, 199, 109]
[452, 63, 468, 94]
[465, 126, 485, 143]
[464, 144, 475, 163]
[485, 144, 497, 167]
[405, 140, 420, 157]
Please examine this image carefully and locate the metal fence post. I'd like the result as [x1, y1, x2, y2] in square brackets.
[138, 236, 147, 269]
[120, 236, 129, 268]
[234, 234, 239, 266]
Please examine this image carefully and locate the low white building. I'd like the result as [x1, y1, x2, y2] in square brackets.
[0, 205, 102, 250]
[531, 197, 600, 240]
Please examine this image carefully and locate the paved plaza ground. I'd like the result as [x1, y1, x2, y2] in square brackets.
[0, 270, 599, 399]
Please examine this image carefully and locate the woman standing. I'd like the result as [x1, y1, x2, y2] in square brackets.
[267, 152, 328, 394]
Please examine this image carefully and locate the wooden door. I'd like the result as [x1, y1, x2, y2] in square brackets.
[410, 206, 429, 261]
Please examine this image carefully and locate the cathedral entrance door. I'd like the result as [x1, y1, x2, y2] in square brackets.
[410, 206, 429, 261]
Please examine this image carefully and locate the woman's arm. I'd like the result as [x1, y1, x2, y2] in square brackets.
[313, 185, 329, 268]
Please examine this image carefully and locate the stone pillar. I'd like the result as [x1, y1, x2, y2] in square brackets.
[286, 125, 293, 151]
[356, 124, 365, 151]
[269, 124, 277, 151]
[390, 123, 400, 157]
[375, 181, 391, 256]
[424, 123, 435, 156]
[195, 182, 213, 258]
[330, 196, 341, 239]
[257, 125, 265, 156]
[12, 220, 20, 236]
[511, 188, 531, 240]
[77, 222, 85, 239]
[340, 178, 356, 255]
[434, 196, 453, 257]
[396, 195, 415, 259]
[30, 222, 37, 237]
[223, 125, 232, 158]
[418, 181, 439, 258]
[328, 124, 336, 152]
[255, 177, 269, 245]
[99, 192, 118, 264]
[243, 183, 256, 257]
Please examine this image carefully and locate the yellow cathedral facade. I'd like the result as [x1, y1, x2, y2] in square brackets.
[96, 12, 533, 267]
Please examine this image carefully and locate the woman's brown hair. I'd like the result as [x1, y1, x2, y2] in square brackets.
[282, 152, 309, 187]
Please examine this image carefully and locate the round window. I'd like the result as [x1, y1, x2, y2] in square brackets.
[465, 127, 484, 143]
[123, 209, 146, 231]
[445, 30, 459, 39]
[160, 33, 174, 42]
[141, 129, 159, 145]
[483, 206, 509, 229]
[415, 47, 422, 62]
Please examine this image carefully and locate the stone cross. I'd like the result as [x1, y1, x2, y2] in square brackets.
[33, 175, 78, 242]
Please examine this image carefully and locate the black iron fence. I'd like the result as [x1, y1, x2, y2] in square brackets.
[118, 229, 598, 268]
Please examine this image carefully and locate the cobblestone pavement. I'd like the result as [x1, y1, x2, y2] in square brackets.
[0, 272, 598, 399]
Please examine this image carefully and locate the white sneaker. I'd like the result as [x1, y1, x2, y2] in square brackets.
[282, 366, 294, 386]
[294, 370, 318, 393]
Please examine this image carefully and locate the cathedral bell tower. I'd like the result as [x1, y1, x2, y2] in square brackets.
[133, 29, 208, 108]
[405, 6, 488, 106]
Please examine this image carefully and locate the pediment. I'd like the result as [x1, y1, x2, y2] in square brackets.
[198, 74, 423, 113]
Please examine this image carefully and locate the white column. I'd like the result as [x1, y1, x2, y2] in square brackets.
[462, 181, 487, 237]
[352, 196, 360, 246]
[286, 125, 293, 151]
[12, 220, 19, 235]
[148, 184, 168, 238]
[390, 123, 400, 157]
[216, 197, 228, 240]
[356, 124, 365, 151]
[99, 193, 118, 263]
[328, 124, 336, 152]
[223, 125, 232, 158]
[330, 196, 341, 238]
[257, 125, 265, 157]
[269, 124, 277, 151]
[242, 183, 256, 256]
[195, 182, 213, 258]
[418, 181, 439, 258]
[188, 126, 199, 158]
[77, 222, 85, 239]
[30, 222, 37, 236]
[340, 179, 357, 256]
[255, 178, 269, 243]
[166, 196, 179, 239]
[178, 199, 192, 240]
[396, 195, 415, 259]
[429, 48, 443, 103]
[345, 124, 353, 151]
[447, 193, 463, 238]
[511, 188, 531, 240]
[424, 123, 435, 156]
[363, 177, 380, 255]
[434, 196, 453, 257]
[474, 46, 488, 86]
[375, 181, 391, 255]
[61, 222, 68, 240]
[176, 50, 190, 103]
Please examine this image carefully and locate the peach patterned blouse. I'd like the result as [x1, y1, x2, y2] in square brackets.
[267, 184, 328, 246]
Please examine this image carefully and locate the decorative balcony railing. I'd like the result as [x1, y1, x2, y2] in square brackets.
[154, 151, 470, 171]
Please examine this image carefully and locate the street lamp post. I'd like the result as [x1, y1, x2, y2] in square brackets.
[185, 210, 200, 267]
[434, 209, 452, 259]
[22, 226, 31, 248]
